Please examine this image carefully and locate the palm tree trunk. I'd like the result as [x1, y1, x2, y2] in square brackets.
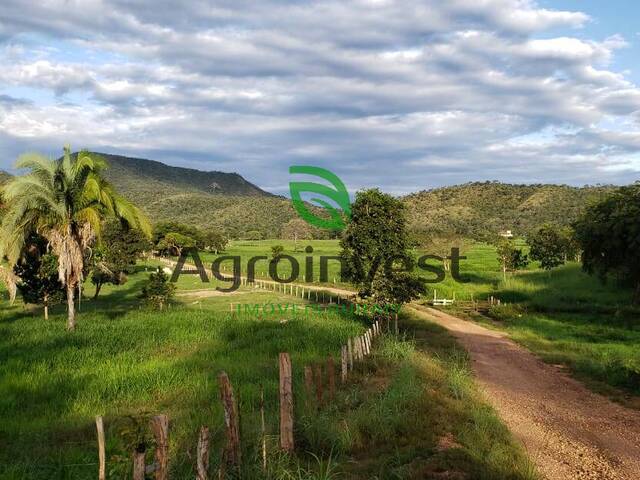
[66, 284, 76, 331]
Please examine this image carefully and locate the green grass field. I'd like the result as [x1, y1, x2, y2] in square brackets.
[1, 238, 638, 478]
[193, 239, 639, 399]
[0, 261, 536, 479]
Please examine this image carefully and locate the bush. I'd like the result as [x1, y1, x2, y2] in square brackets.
[141, 268, 176, 310]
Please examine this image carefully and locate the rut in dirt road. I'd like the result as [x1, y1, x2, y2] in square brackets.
[410, 305, 640, 480]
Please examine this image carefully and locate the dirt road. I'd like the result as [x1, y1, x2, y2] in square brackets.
[410, 305, 640, 480]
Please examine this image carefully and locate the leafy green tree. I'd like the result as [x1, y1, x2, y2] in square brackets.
[156, 232, 196, 257]
[271, 244, 284, 259]
[340, 189, 426, 308]
[13, 235, 65, 320]
[153, 222, 204, 249]
[204, 231, 228, 254]
[245, 230, 264, 240]
[0, 147, 150, 330]
[496, 239, 529, 280]
[574, 183, 640, 305]
[527, 224, 566, 271]
[280, 218, 316, 251]
[91, 221, 151, 299]
[141, 268, 176, 310]
[411, 228, 471, 271]
[559, 226, 581, 262]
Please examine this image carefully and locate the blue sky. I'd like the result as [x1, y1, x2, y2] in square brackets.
[0, 1, 639, 194]
[540, 0, 640, 81]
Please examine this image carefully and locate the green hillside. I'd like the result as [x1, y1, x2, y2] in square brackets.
[76, 153, 298, 238]
[0, 171, 11, 185]
[144, 192, 300, 239]
[29, 153, 625, 240]
[92, 152, 271, 200]
[403, 181, 615, 239]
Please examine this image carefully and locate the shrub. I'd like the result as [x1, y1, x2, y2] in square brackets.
[141, 268, 175, 310]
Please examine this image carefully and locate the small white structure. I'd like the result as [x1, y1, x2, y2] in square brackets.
[499, 230, 514, 238]
[163, 267, 173, 275]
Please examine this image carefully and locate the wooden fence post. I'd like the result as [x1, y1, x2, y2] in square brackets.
[150, 414, 169, 480]
[95, 416, 106, 480]
[218, 372, 241, 468]
[279, 353, 294, 452]
[196, 426, 210, 480]
[260, 387, 267, 471]
[341, 346, 348, 383]
[347, 338, 354, 370]
[327, 357, 336, 401]
[132, 446, 146, 480]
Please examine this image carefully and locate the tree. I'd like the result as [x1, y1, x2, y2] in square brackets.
[559, 226, 581, 262]
[574, 183, 640, 305]
[91, 221, 151, 299]
[411, 228, 472, 271]
[245, 230, 264, 240]
[340, 189, 426, 308]
[141, 267, 176, 310]
[13, 235, 65, 320]
[0, 147, 151, 330]
[204, 231, 228, 254]
[156, 232, 196, 257]
[496, 239, 529, 281]
[153, 222, 204, 250]
[280, 218, 316, 251]
[271, 244, 284, 259]
[527, 224, 566, 271]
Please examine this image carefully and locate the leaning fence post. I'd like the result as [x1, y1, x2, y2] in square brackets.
[219, 372, 241, 468]
[150, 414, 169, 480]
[347, 338, 354, 370]
[341, 345, 348, 383]
[196, 426, 210, 480]
[279, 353, 295, 452]
[96, 416, 106, 480]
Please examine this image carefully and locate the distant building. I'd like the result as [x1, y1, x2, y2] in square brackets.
[499, 230, 514, 238]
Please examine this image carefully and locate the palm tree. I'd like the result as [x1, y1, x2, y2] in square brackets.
[0, 147, 151, 330]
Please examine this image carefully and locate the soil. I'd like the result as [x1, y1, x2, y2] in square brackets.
[409, 305, 640, 480]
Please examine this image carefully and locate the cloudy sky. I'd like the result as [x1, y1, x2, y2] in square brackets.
[0, 0, 639, 194]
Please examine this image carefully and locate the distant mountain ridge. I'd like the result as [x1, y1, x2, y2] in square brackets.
[403, 181, 616, 239]
[83, 152, 296, 238]
[2, 154, 626, 240]
[87, 152, 272, 200]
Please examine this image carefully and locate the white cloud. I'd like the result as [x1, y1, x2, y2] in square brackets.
[0, 0, 638, 191]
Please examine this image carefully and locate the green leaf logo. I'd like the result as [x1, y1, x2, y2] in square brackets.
[289, 166, 351, 231]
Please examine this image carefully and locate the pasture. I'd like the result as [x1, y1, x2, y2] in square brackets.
[0, 261, 535, 479]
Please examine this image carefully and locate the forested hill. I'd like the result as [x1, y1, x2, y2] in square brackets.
[91, 153, 271, 201]
[403, 181, 615, 239]
[78, 152, 298, 239]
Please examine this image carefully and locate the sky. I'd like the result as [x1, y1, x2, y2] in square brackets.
[0, 0, 639, 195]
